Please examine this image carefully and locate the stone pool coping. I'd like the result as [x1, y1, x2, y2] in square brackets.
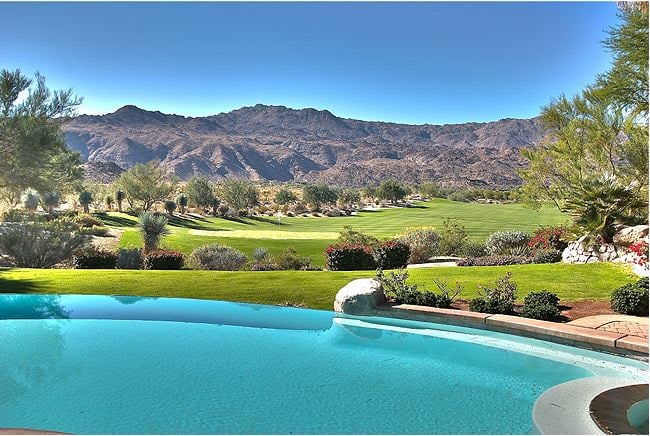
[334, 279, 649, 359]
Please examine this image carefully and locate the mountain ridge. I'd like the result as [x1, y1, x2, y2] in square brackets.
[63, 104, 544, 188]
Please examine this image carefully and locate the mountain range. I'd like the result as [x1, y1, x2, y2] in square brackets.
[64, 104, 545, 189]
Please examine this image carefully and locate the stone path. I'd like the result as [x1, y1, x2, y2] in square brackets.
[568, 314, 649, 339]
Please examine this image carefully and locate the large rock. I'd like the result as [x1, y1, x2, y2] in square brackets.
[334, 279, 385, 315]
[613, 225, 649, 246]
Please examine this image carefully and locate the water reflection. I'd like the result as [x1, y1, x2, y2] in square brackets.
[110, 295, 155, 305]
[0, 294, 69, 319]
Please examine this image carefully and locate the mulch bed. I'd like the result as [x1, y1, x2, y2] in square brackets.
[450, 299, 616, 322]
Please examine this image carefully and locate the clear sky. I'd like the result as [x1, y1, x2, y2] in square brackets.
[1, 1, 620, 124]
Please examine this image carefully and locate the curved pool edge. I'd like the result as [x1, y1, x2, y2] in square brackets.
[335, 278, 650, 360]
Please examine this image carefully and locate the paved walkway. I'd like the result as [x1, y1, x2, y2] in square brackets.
[568, 314, 649, 339]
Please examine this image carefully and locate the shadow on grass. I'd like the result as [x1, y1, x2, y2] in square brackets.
[249, 216, 288, 226]
[94, 213, 137, 228]
[0, 272, 46, 294]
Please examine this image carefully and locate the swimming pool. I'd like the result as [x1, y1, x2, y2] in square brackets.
[0, 294, 646, 434]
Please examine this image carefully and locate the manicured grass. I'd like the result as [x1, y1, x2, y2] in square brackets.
[112, 199, 568, 264]
[0, 263, 634, 310]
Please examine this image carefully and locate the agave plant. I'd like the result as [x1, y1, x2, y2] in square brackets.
[137, 212, 170, 253]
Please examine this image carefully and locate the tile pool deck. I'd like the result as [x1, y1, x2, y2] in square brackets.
[569, 314, 648, 339]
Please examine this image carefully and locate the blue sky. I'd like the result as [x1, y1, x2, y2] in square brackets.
[1, 2, 619, 124]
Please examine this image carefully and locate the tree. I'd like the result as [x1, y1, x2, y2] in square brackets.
[164, 199, 177, 216]
[176, 193, 188, 214]
[0, 69, 83, 207]
[338, 189, 360, 208]
[115, 162, 177, 211]
[302, 183, 338, 210]
[275, 188, 297, 205]
[220, 179, 259, 212]
[78, 190, 93, 213]
[41, 191, 60, 213]
[115, 189, 125, 213]
[361, 185, 378, 203]
[137, 212, 169, 253]
[22, 189, 39, 212]
[105, 194, 114, 210]
[520, 5, 649, 240]
[377, 180, 407, 203]
[185, 177, 215, 210]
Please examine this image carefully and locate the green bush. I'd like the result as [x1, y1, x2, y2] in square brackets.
[336, 226, 379, 246]
[469, 272, 517, 314]
[143, 250, 184, 270]
[72, 248, 117, 269]
[462, 241, 487, 257]
[396, 227, 441, 264]
[522, 291, 561, 321]
[78, 225, 111, 237]
[485, 230, 531, 255]
[116, 248, 143, 269]
[611, 278, 649, 316]
[325, 243, 376, 271]
[372, 240, 410, 269]
[376, 269, 460, 308]
[188, 244, 247, 271]
[74, 214, 104, 228]
[439, 219, 469, 256]
[0, 220, 87, 268]
[530, 249, 562, 264]
[273, 247, 313, 270]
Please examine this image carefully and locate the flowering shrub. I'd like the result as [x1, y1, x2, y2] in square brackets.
[73, 248, 117, 269]
[143, 250, 184, 270]
[325, 243, 376, 270]
[528, 226, 569, 251]
[372, 240, 410, 269]
[628, 241, 649, 267]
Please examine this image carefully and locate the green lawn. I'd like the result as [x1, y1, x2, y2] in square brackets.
[0, 263, 633, 310]
[112, 199, 568, 265]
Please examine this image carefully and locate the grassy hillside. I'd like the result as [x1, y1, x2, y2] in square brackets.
[0, 263, 631, 310]
[112, 199, 567, 264]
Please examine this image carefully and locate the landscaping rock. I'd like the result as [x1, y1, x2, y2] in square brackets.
[334, 278, 384, 315]
[613, 225, 649, 246]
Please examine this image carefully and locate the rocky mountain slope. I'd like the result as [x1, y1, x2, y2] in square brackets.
[63, 104, 544, 188]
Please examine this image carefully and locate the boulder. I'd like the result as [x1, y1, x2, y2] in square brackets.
[334, 279, 385, 315]
[613, 225, 649, 246]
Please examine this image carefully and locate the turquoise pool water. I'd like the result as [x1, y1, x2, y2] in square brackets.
[0, 294, 645, 434]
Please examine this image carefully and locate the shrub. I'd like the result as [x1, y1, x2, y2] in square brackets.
[611, 278, 649, 316]
[1, 209, 43, 223]
[116, 248, 143, 269]
[143, 250, 184, 270]
[376, 269, 460, 308]
[72, 248, 117, 269]
[138, 212, 169, 253]
[457, 255, 530, 267]
[396, 227, 441, 264]
[325, 243, 376, 271]
[0, 220, 87, 268]
[164, 200, 177, 215]
[336, 226, 379, 246]
[372, 240, 410, 269]
[78, 225, 111, 237]
[530, 249, 562, 264]
[274, 247, 313, 270]
[439, 219, 469, 256]
[485, 230, 531, 255]
[250, 262, 281, 271]
[528, 226, 569, 251]
[522, 291, 561, 321]
[75, 214, 104, 228]
[188, 244, 247, 271]
[462, 241, 487, 257]
[252, 247, 269, 262]
[469, 272, 517, 314]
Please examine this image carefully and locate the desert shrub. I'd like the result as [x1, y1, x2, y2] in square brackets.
[457, 255, 530, 267]
[439, 219, 469, 256]
[252, 247, 269, 262]
[376, 269, 460, 308]
[78, 225, 111, 237]
[1, 209, 44, 223]
[116, 248, 143, 269]
[336, 226, 379, 246]
[72, 248, 117, 269]
[372, 240, 410, 269]
[74, 213, 104, 228]
[250, 262, 281, 271]
[325, 243, 376, 271]
[469, 272, 517, 314]
[462, 241, 487, 257]
[138, 212, 169, 253]
[164, 200, 177, 215]
[506, 244, 532, 257]
[274, 247, 313, 270]
[522, 291, 561, 321]
[396, 227, 441, 264]
[530, 249, 562, 264]
[611, 278, 649, 316]
[528, 226, 569, 251]
[485, 230, 531, 255]
[0, 220, 87, 267]
[143, 250, 184, 270]
[188, 244, 247, 271]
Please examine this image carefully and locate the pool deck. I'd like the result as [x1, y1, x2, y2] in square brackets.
[568, 314, 648, 339]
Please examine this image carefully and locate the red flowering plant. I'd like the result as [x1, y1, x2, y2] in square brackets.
[628, 241, 649, 267]
[528, 226, 569, 251]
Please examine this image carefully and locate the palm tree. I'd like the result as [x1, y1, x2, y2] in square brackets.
[137, 212, 170, 253]
[164, 200, 177, 216]
[78, 190, 93, 214]
[176, 193, 188, 214]
[116, 189, 125, 213]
